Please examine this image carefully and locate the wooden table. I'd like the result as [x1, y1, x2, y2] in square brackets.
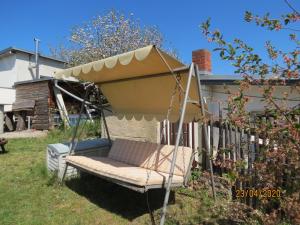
[0, 138, 7, 153]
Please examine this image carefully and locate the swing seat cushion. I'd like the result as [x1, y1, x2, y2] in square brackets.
[66, 156, 184, 186]
[66, 138, 193, 187]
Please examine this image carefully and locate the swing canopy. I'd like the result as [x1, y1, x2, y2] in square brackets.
[55, 45, 208, 224]
[55, 45, 202, 122]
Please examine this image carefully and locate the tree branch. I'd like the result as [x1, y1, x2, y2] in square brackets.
[284, 0, 300, 15]
[282, 27, 300, 32]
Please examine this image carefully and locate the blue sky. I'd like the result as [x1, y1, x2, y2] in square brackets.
[0, 0, 298, 74]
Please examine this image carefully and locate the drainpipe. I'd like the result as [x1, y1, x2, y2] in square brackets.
[34, 38, 40, 79]
[0, 105, 3, 134]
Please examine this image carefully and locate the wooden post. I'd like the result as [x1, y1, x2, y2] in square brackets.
[201, 124, 208, 170]
[53, 87, 70, 128]
[235, 126, 239, 160]
[218, 103, 224, 174]
[5, 112, 15, 131]
[194, 64, 216, 201]
[225, 122, 229, 164]
[228, 124, 233, 160]
[240, 129, 244, 161]
[198, 122, 203, 169]
[16, 111, 27, 131]
[210, 116, 214, 170]
[247, 125, 253, 207]
[239, 128, 246, 204]
[253, 131, 259, 208]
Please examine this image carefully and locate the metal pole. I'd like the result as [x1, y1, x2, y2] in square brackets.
[34, 38, 40, 79]
[194, 65, 216, 201]
[0, 105, 4, 134]
[54, 80, 110, 112]
[69, 86, 92, 155]
[61, 85, 91, 182]
[160, 64, 194, 225]
[97, 89, 112, 146]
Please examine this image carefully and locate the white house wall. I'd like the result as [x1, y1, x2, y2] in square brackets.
[0, 51, 65, 108]
[0, 54, 17, 88]
[208, 85, 300, 117]
[15, 52, 65, 82]
[156, 83, 300, 147]
[0, 87, 15, 108]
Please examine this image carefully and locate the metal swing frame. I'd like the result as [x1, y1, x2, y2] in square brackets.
[159, 63, 216, 225]
[61, 83, 112, 181]
[60, 62, 215, 225]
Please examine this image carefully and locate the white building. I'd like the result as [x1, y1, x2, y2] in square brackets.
[0, 47, 65, 112]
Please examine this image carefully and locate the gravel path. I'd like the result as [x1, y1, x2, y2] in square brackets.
[0, 130, 48, 139]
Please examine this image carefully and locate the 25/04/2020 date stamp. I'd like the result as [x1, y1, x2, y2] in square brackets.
[235, 189, 282, 198]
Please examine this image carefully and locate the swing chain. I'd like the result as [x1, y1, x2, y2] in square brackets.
[167, 73, 182, 120]
[160, 73, 183, 144]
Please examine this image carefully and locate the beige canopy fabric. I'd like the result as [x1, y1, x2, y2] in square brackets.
[55, 45, 203, 122]
[55, 45, 183, 83]
[101, 74, 202, 122]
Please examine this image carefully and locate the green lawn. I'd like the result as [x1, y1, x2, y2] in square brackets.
[0, 130, 263, 225]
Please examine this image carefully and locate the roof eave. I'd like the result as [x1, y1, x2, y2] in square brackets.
[200, 78, 300, 86]
[0, 46, 67, 63]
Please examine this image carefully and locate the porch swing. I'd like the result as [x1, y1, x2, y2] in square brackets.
[55, 45, 212, 225]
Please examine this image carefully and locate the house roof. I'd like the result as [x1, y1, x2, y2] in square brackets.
[199, 74, 300, 86]
[200, 74, 241, 85]
[0, 46, 66, 63]
[13, 76, 78, 86]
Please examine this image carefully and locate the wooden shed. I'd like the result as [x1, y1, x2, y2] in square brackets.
[11, 78, 83, 131]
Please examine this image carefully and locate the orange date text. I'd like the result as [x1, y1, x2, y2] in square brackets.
[235, 189, 281, 198]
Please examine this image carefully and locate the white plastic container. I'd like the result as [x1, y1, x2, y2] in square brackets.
[46, 138, 110, 179]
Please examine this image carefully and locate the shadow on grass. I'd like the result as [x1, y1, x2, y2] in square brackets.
[65, 173, 175, 221]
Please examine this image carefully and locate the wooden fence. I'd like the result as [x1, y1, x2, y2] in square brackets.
[160, 105, 300, 207]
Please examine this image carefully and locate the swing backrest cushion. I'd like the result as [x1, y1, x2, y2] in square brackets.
[108, 139, 193, 177]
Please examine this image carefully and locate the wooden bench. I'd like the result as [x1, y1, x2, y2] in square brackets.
[66, 138, 194, 192]
[0, 138, 7, 153]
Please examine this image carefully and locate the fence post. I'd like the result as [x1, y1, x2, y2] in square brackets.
[210, 116, 214, 169]
[198, 122, 203, 169]
[218, 103, 224, 175]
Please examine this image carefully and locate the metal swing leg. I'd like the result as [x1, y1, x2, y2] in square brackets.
[61, 162, 69, 183]
[160, 64, 194, 225]
[194, 65, 216, 201]
[96, 88, 112, 146]
[160, 63, 217, 224]
[60, 84, 92, 183]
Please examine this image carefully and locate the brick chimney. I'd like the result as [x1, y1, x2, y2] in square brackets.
[192, 49, 212, 75]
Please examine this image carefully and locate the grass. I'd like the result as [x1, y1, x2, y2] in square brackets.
[0, 129, 264, 225]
